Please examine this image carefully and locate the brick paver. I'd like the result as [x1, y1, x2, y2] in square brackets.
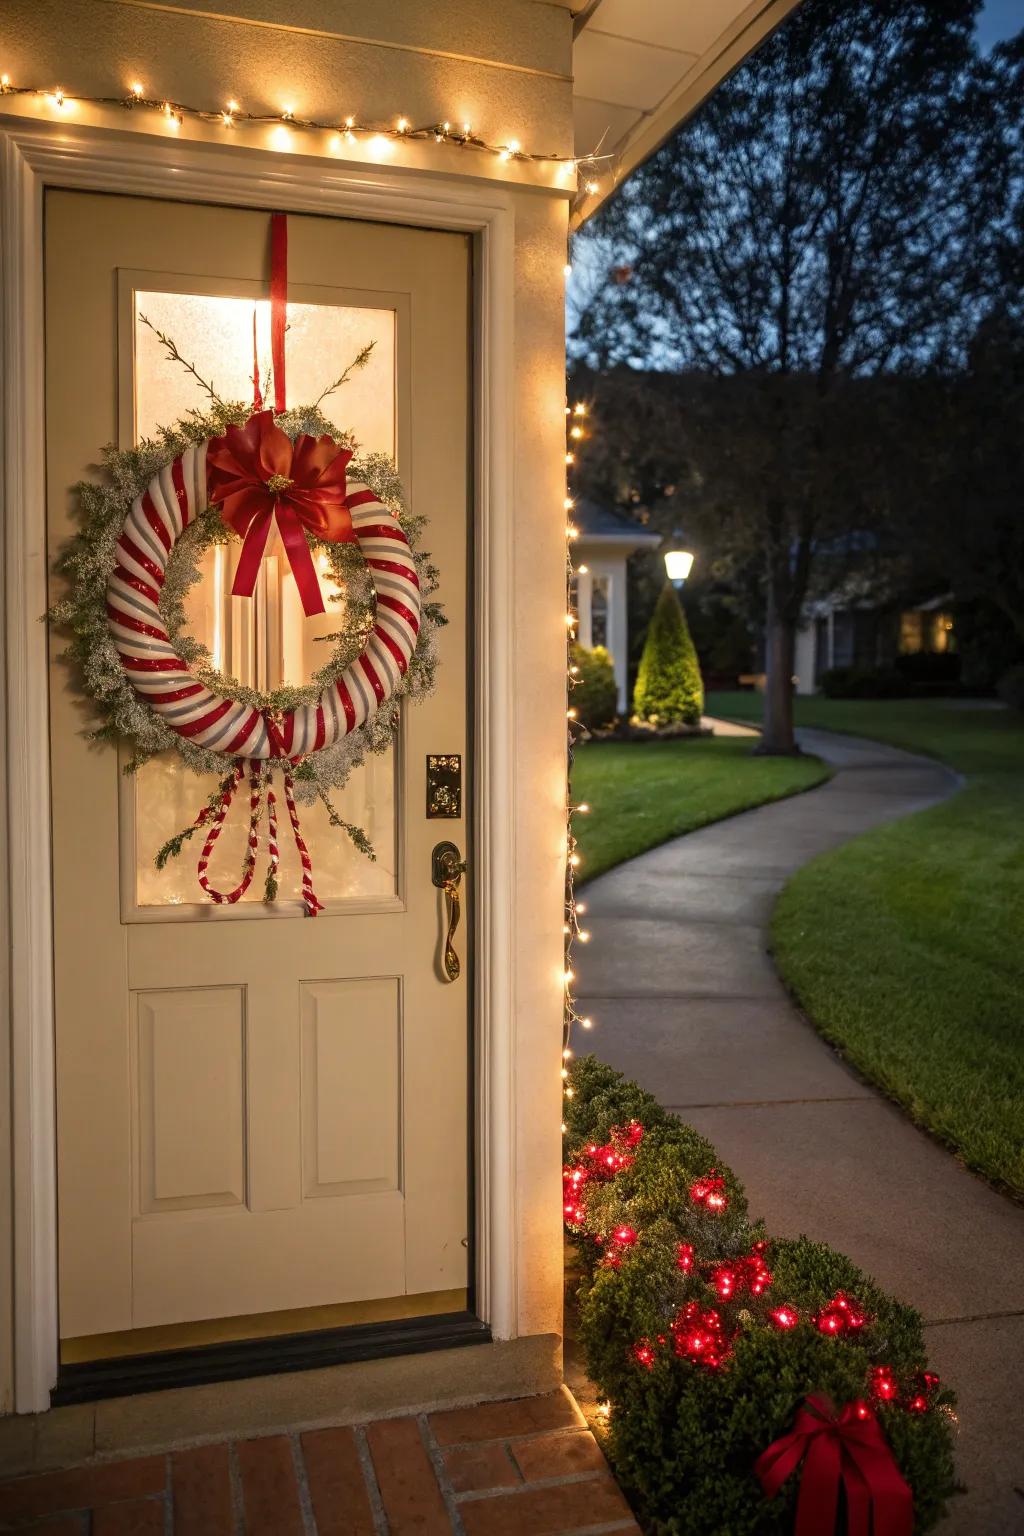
[170, 1444, 234, 1536]
[0, 1390, 639, 1533]
[301, 1427, 376, 1535]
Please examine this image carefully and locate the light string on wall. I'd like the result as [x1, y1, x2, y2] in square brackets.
[562, 386, 592, 1132]
[0, 74, 605, 203]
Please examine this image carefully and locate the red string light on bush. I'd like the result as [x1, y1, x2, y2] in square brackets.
[561, 1121, 643, 1230]
[770, 1304, 799, 1330]
[689, 1170, 728, 1211]
[906, 1371, 940, 1413]
[677, 1242, 695, 1273]
[632, 1339, 658, 1370]
[814, 1292, 868, 1335]
[670, 1301, 732, 1370]
[870, 1365, 899, 1403]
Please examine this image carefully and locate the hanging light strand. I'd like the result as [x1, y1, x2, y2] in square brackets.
[562, 388, 592, 1130]
[0, 75, 606, 201]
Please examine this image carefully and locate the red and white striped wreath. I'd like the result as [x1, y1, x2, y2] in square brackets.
[98, 420, 427, 915]
[106, 438, 422, 758]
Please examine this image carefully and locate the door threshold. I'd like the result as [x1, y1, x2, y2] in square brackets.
[52, 1311, 491, 1405]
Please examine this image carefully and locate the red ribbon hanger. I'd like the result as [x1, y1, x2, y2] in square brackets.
[271, 210, 288, 415]
[207, 213, 357, 616]
[755, 1395, 913, 1536]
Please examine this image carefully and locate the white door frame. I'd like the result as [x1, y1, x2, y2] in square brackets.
[0, 119, 524, 1413]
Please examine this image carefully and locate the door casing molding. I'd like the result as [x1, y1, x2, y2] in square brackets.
[0, 120, 525, 1412]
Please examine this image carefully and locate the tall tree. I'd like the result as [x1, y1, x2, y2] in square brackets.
[571, 0, 987, 751]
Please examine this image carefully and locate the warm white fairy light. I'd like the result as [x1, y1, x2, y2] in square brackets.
[563, 389, 598, 1127]
[1, 72, 605, 193]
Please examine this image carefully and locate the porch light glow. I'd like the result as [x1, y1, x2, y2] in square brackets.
[664, 530, 695, 588]
[664, 548, 694, 585]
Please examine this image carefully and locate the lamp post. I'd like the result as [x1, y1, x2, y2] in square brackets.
[663, 531, 695, 590]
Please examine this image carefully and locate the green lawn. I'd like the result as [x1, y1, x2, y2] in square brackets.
[707, 691, 1024, 1198]
[572, 735, 829, 883]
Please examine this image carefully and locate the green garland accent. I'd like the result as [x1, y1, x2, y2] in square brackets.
[49, 398, 447, 873]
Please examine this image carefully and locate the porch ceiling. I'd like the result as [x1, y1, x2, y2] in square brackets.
[566, 0, 803, 225]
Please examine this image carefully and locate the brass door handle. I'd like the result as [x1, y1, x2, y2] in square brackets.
[431, 841, 466, 982]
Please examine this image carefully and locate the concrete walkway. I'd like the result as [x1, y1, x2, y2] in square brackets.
[575, 726, 1024, 1535]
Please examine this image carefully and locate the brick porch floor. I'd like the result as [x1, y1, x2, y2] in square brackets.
[0, 1389, 640, 1534]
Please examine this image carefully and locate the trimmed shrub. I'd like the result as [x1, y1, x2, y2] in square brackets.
[565, 1056, 958, 1534]
[633, 584, 705, 726]
[571, 642, 619, 728]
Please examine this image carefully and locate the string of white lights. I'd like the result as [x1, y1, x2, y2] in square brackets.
[0, 75, 605, 200]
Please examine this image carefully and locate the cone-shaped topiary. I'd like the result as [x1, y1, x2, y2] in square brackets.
[633, 583, 704, 726]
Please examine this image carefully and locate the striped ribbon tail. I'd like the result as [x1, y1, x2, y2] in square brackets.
[196, 762, 265, 905]
[264, 779, 280, 903]
[282, 768, 324, 917]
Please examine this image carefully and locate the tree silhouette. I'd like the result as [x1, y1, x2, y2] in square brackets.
[572, 0, 992, 751]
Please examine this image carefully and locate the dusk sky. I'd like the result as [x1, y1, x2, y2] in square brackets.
[977, 0, 1023, 47]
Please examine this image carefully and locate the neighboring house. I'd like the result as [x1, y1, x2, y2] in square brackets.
[573, 500, 662, 712]
[794, 593, 956, 693]
[0, 0, 803, 1448]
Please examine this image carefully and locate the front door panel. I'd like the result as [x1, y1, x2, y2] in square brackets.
[45, 191, 470, 1351]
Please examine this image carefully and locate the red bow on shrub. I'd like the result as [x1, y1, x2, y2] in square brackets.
[755, 1394, 913, 1536]
[207, 409, 355, 617]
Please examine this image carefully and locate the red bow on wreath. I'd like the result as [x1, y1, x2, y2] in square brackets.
[207, 409, 355, 617]
[755, 1394, 913, 1536]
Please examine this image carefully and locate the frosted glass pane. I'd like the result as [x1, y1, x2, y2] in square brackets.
[134, 290, 395, 456]
[128, 287, 400, 911]
[133, 750, 398, 908]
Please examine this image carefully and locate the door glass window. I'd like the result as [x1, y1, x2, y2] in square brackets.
[129, 289, 400, 911]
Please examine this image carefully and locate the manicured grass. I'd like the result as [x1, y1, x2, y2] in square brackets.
[707, 691, 1024, 1198]
[571, 734, 828, 883]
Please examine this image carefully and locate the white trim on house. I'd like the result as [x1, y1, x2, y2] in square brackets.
[0, 119, 527, 1411]
[574, 525, 660, 714]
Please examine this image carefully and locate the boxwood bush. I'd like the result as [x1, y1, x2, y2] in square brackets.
[565, 1056, 959, 1534]
[571, 641, 619, 728]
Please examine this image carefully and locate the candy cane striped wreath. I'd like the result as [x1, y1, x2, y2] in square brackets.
[105, 438, 423, 761]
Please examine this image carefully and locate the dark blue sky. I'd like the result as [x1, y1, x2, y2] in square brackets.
[977, 0, 1023, 47]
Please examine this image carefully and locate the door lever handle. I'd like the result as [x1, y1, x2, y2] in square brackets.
[431, 841, 466, 982]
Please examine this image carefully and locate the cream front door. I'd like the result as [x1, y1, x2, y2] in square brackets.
[45, 191, 471, 1353]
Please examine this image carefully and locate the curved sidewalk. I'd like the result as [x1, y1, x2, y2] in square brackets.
[574, 726, 1024, 1536]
